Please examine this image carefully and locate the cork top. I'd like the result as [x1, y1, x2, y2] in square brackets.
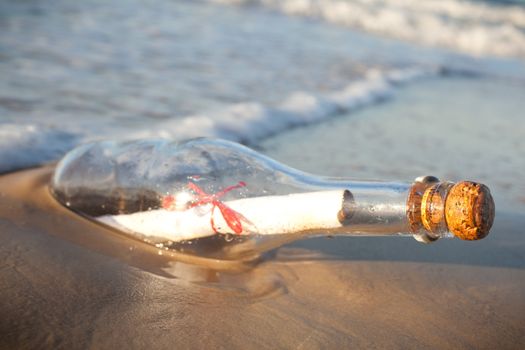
[444, 181, 495, 240]
[407, 178, 495, 241]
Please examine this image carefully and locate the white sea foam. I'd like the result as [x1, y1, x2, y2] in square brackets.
[212, 0, 525, 58]
[133, 67, 435, 144]
[0, 125, 78, 173]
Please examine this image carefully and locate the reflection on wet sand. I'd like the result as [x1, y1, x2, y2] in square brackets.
[0, 167, 524, 348]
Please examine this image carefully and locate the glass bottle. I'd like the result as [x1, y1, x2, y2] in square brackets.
[50, 138, 495, 260]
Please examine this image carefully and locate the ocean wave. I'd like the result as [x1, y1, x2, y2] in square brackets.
[0, 67, 434, 174]
[212, 0, 525, 58]
[131, 67, 436, 143]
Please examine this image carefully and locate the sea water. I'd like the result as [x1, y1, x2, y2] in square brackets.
[1, 0, 524, 212]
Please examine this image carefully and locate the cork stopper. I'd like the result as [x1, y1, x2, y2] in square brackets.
[444, 181, 495, 240]
[407, 178, 495, 241]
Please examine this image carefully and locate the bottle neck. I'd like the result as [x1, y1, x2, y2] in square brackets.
[331, 180, 412, 237]
[327, 175, 494, 242]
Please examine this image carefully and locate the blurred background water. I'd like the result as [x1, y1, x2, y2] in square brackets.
[0, 0, 524, 211]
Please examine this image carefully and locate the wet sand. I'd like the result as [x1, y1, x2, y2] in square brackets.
[1, 166, 524, 349]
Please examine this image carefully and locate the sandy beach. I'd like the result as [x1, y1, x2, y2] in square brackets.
[1, 166, 524, 349]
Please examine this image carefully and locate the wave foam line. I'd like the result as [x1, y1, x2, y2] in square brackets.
[212, 0, 525, 58]
[139, 67, 435, 144]
[0, 124, 78, 173]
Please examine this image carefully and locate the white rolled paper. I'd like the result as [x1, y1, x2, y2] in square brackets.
[98, 190, 345, 242]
